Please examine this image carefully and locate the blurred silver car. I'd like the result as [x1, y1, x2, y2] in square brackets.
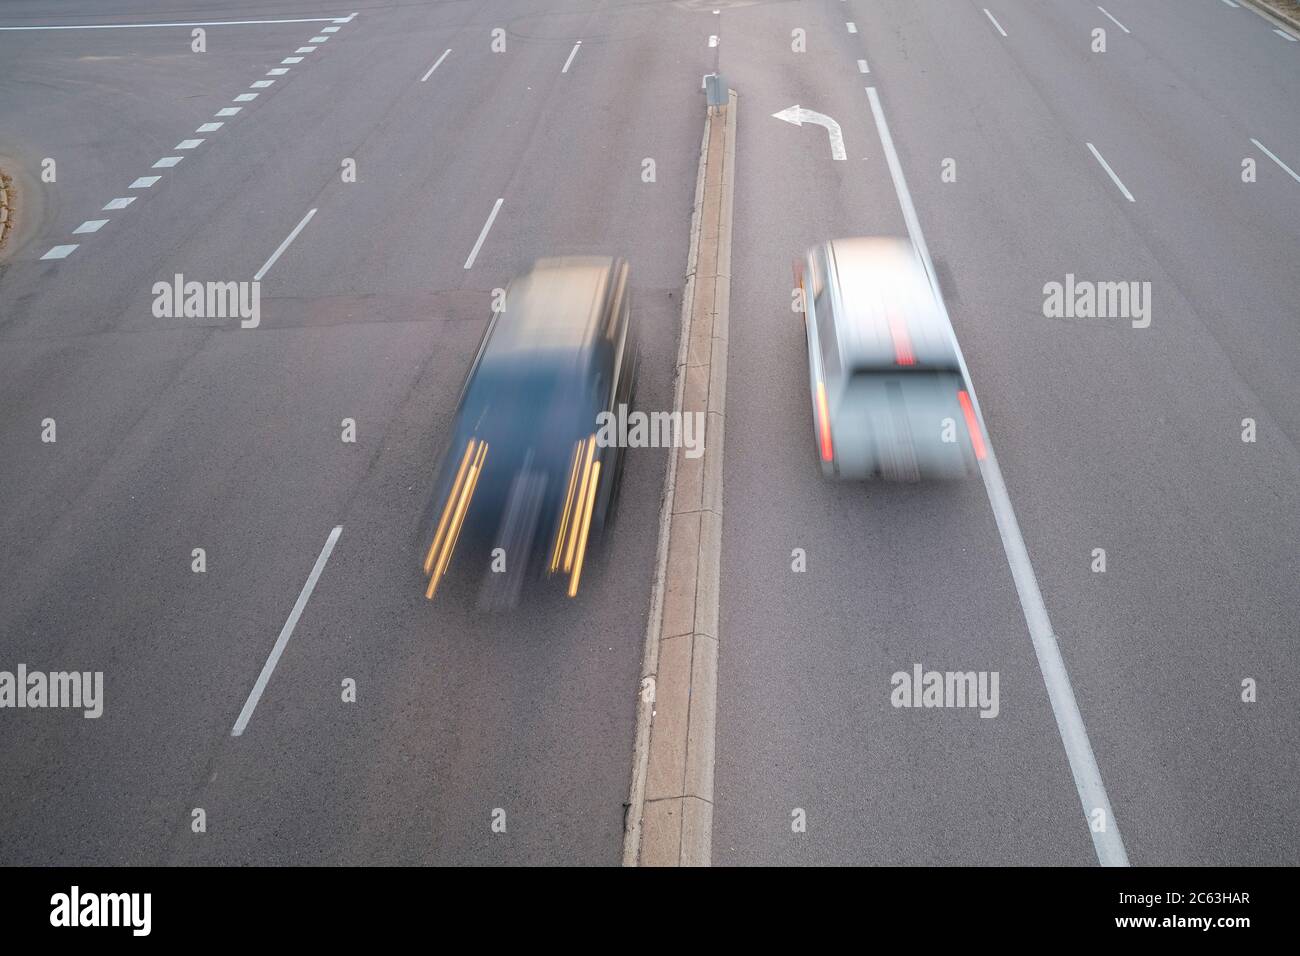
[795, 237, 982, 481]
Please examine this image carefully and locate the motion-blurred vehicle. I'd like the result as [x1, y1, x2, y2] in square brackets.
[420, 256, 639, 606]
[794, 237, 982, 481]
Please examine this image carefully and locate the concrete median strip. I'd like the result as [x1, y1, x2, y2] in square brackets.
[623, 88, 736, 867]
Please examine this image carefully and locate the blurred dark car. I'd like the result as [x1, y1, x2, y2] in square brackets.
[420, 256, 639, 605]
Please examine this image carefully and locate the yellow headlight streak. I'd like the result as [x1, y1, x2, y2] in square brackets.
[549, 434, 602, 598]
[424, 438, 487, 600]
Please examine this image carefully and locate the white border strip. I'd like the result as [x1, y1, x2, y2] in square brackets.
[232, 526, 342, 737]
[866, 86, 1129, 867]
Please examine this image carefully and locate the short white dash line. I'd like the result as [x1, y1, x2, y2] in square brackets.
[1250, 138, 1300, 182]
[846, 21, 858, 34]
[866, 84, 1128, 868]
[196, 122, 223, 133]
[234, 92, 258, 102]
[421, 48, 452, 81]
[562, 40, 582, 73]
[251, 79, 274, 88]
[464, 198, 503, 269]
[708, 34, 719, 47]
[129, 176, 160, 188]
[267, 67, 289, 75]
[152, 156, 182, 168]
[309, 35, 329, 43]
[103, 197, 134, 210]
[322, 26, 340, 33]
[1275, 28, 1298, 41]
[175, 138, 204, 149]
[857, 58, 870, 73]
[231, 525, 342, 737]
[281, 56, 303, 64]
[216, 107, 241, 117]
[73, 219, 108, 234]
[1086, 142, 1135, 201]
[984, 8, 1008, 36]
[1220, 0, 1239, 7]
[295, 45, 317, 53]
[41, 244, 78, 260]
[1097, 6, 1130, 33]
[254, 207, 317, 281]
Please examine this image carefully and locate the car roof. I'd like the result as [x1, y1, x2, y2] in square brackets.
[823, 237, 960, 371]
[486, 256, 622, 360]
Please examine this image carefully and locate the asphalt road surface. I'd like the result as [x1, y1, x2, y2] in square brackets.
[1, 0, 1297, 866]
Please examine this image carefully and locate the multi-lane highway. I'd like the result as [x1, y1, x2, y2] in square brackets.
[1, 0, 1297, 867]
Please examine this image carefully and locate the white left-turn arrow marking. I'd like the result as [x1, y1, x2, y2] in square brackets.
[772, 105, 846, 161]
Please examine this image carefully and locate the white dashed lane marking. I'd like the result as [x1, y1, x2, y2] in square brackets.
[72, 220, 108, 234]
[102, 198, 134, 210]
[40, 245, 78, 260]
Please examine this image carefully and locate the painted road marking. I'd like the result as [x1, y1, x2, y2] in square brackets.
[846, 22, 858, 33]
[234, 93, 258, 102]
[231, 526, 342, 737]
[562, 40, 583, 72]
[196, 122, 223, 132]
[1275, 28, 1298, 41]
[72, 219, 107, 234]
[295, 46, 316, 53]
[40, 244, 78, 259]
[1251, 138, 1300, 182]
[216, 107, 241, 116]
[1098, 6, 1130, 33]
[984, 8, 1008, 36]
[129, 176, 160, 188]
[267, 68, 289, 75]
[0, 16, 345, 31]
[251, 79, 274, 88]
[857, 58, 870, 73]
[1086, 142, 1136, 201]
[103, 197, 134, 210]
[421, 49, 452, 81]
[464, 198, 503, 269]
[282, 56, 304, 64]
[254, 208, 317, 281]
[152, 156, 182, 168]
[175, 139, 203, 149]
[866, 84, 1129, 868]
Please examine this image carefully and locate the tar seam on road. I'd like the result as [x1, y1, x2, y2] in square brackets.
[255, 208, 318, 281]
[232, 526, 342, 737]
[867, 85, 1130, 867]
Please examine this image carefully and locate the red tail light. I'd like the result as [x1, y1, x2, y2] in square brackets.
[957, 389, 986, 461]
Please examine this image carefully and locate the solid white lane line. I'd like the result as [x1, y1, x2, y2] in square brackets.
[254, 208, 317, 281]
[1275, 28, 1298, 40]
[0, 16, 344, 30]
[41, 244, 78, 259]
[984, 8, 1008, 36]
[1097, 6, 1130, 33]
[196, 122, 223, 132]
[857, 58, 870, 73]
[216, 107, 241, 116]
[1251, 138, 1300, 182]
[175, 138, 204, 149]
[73, 219, 107, 234]
[846, 21, 858, 33]
[129, 176, 160, 188]
[1086, 142, 1136, 201]
[865, 85, 1129, 868]
[464, 198, 503, 269]
[562, 40, 582, 72]
[103, 197, 134, 210]
[421, 48, 452, 81]
[152, 156, 182, 168]
[231, 526, 341, 737]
